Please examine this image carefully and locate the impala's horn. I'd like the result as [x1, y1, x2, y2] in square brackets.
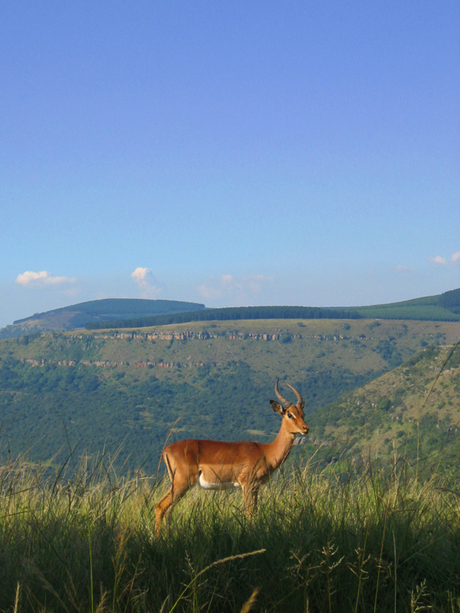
[275, 379, 292, 408]
[284, 381, 305, 409]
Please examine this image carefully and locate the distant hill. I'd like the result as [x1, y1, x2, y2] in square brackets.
[1, 287, 459, 340]
[0, 299, 205, 339]
[86, 288, 460, 330]
[352, 287, 460, 321]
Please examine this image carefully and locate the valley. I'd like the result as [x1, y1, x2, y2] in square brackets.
[0, 317, 459, 474]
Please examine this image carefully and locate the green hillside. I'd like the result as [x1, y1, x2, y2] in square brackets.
[1, 318, 459, 473]
[352, 288, 460, 321]
[0, 298, 205, 339]
[305, 341, 460, 477]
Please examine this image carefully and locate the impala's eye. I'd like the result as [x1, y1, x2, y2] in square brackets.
[287, 412, 293, 419]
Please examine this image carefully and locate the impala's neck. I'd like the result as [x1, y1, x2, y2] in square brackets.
[265, 421, 296, 472]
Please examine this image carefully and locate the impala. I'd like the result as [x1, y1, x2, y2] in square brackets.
[155, 380, 309, 534]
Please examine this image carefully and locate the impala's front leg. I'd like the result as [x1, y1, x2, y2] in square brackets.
[242, 483, 259, 517]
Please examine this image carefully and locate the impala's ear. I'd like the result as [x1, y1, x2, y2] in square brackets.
[270, 400, 286, 415]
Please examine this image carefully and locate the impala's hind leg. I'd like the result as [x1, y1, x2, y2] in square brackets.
[155, 453, 196, 535]
[154, 479, 194, 534]
[155, 488, 175, 534]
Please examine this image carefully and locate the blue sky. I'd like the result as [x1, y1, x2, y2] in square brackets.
[1, 1, 459, 327]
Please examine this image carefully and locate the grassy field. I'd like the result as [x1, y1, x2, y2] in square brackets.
[1, 451, 459, 613]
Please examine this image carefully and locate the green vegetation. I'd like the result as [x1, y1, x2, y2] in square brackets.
[353, 291, 460, 321]
[15, 299, 206, 326]
[1, 316, 460, 611]
[0, 299, 205, 339]
[2, 288, 460, 342]
[84, 288, 460, 329]
[1, 319, 459, 473]
[1, 453, 459, 612]
[305, 341, 460, 479]
[85, 305, 362, 330]
[439, 287, 460, 314]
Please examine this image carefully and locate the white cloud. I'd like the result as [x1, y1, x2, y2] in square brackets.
[131, 267, 163, 298]
[198, 274, 274, 304]
[429, 256, 447, 266]
[15, 270, 76, 287]
[428, 252, 460, 267]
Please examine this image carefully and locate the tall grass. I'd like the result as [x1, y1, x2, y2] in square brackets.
[0, 451, 459, 612]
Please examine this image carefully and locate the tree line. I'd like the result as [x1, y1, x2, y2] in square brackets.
[85, 305, 362, 330]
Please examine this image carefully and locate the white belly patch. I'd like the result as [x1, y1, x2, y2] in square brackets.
[198, 473, 241, 490]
